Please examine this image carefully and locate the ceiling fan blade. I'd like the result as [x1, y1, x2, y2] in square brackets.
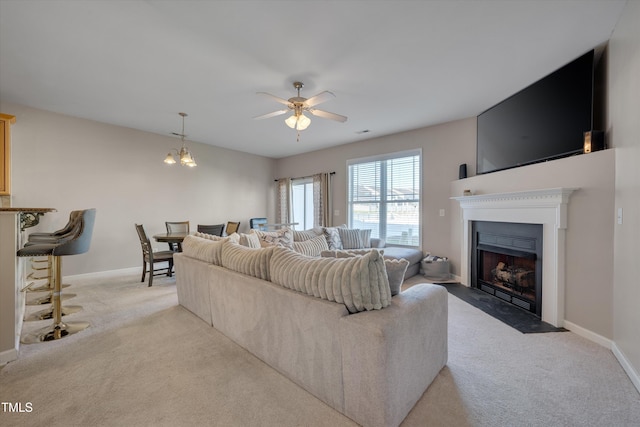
[304, 91, 335, 107]
[253, 110, 288, 120]
[309, 109, 348, 123]
[256, 92, 291, 106]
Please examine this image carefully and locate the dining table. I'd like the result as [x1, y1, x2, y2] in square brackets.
[152, 232, 189, 252]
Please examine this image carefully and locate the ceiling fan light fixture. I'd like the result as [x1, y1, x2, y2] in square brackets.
[285, 112, 311, 131]
[297, 113, 311, 130]
[285, 114, 298, 129]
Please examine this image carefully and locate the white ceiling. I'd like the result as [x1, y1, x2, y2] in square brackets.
[0, 0, 626, 159]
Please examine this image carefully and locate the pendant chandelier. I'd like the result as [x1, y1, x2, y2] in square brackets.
[164, 112, 197, 167]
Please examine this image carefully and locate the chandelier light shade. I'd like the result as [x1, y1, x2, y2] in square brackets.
[164, 112, 197, 167]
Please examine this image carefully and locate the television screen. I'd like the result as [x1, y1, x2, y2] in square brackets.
[477, 50, 594, 175]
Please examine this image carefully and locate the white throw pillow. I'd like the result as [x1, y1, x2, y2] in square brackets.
[322, 225, 346, 250]
[270, 246, 390, 313]
[292, 228, 323, 242]
[321, 249, 405, 295]
[220, 241, 274, 281]
[238, 232, 261, 248]
[292, 234, 329, 257]
[251, 228, 294, 249]
[182, 235, 224, 265]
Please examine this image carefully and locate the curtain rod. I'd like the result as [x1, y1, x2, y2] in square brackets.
[274, 171, 335, 182]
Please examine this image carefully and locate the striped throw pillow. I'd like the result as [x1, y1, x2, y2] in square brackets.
[338, 228, 363, 249]
[182, 235, 224, 265]
[293, 234, 329, 257]
[270, 246, 390, 313]
[220, 241, 274, 281]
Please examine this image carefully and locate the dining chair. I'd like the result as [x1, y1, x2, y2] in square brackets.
[197, 224, 224, 236]
[165, 221, 189, 251]
[250, 218, 268, 230]
[225, 221, 240, 235]
[135, 224, 174, 287]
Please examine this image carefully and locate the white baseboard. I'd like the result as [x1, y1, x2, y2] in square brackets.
[0, 347, 18, 366]
[562, 320, 612, 349]
[612, 342, 640, 394]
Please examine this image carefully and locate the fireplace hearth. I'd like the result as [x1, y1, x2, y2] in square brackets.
[472, 221, 543, 316]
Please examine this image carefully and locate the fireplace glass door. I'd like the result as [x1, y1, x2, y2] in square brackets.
[472, 221, 543, 316]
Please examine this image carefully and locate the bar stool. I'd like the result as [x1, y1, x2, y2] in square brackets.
[18, 209, 96, 343]
[22, 210, 83, 294]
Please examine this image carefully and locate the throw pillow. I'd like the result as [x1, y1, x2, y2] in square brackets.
[360, 229, 372, 248]
[220, 241, 274, 281]
[270, 246, 390, 313]
[322, 226, 344, 250]
[292, 228, 323, 242]
[321, 249, 405, 295]
[251, 228, 294, 249]
[195, 231, 240, 244]
[182, 235, 224, 266]
[384, 258, 409, 296]
[292, 234, 329, 257]
[337, 228, 363, 249]
[238, 232, 261, 248]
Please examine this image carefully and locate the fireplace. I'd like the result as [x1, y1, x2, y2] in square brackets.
[471, 221, 543, 316]
[452, 188, 576, 327]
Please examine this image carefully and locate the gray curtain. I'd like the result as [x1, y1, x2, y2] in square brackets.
[276, 178, 292, 225]
[313, 173, 332, 227]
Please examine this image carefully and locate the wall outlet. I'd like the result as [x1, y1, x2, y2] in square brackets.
[334, 210, 340, 216]
[439, 209, 445, 217]
[617, 208, 623, 225]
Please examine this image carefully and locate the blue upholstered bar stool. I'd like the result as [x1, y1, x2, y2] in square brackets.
[22, 210, 83, 294]
[18, 209, 96, 343]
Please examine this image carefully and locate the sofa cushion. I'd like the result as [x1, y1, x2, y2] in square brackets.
[182, 235, 225, 265]
[270, 246, 391, 313]
[251, 228, 294, 249]
[382, 246, 423, 266]
[293, 234, 329, 257]
[321, 249, 408, 296]
[220, 241, 274, 281]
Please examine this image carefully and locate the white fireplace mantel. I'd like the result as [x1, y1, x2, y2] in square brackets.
[452, 187, 577, 327]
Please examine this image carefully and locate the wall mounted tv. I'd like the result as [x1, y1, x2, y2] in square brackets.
[477, 50, 595, 175]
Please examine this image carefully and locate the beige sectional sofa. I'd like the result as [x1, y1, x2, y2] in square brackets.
[175, 236, 448, 427]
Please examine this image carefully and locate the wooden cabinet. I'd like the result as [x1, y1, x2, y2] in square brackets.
[0, 113, 16, 195]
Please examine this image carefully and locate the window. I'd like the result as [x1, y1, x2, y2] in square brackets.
[347, 150, 421, 246]
[291, 178, 313, 231]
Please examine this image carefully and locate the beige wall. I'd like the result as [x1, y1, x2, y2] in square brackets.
[275, 118, 477, 256]
[609, 0, 640, 388]
[0, 102, 276, 276]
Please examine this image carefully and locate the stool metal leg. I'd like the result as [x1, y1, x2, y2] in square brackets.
[21, 256, 89, 344]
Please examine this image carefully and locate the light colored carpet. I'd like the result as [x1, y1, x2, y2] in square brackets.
[1, 272, 639, 426]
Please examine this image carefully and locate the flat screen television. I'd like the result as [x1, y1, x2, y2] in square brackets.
[477, 50, 595, 175]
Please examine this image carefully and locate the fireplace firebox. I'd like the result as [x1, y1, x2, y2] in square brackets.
[471, 221, 543, 316]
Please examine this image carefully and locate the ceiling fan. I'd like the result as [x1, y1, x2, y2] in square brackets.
[254, 82, 347, 138]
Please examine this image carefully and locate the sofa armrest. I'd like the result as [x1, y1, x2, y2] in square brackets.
[370, 237, 385, 248]
[339, 283, 448, 427]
